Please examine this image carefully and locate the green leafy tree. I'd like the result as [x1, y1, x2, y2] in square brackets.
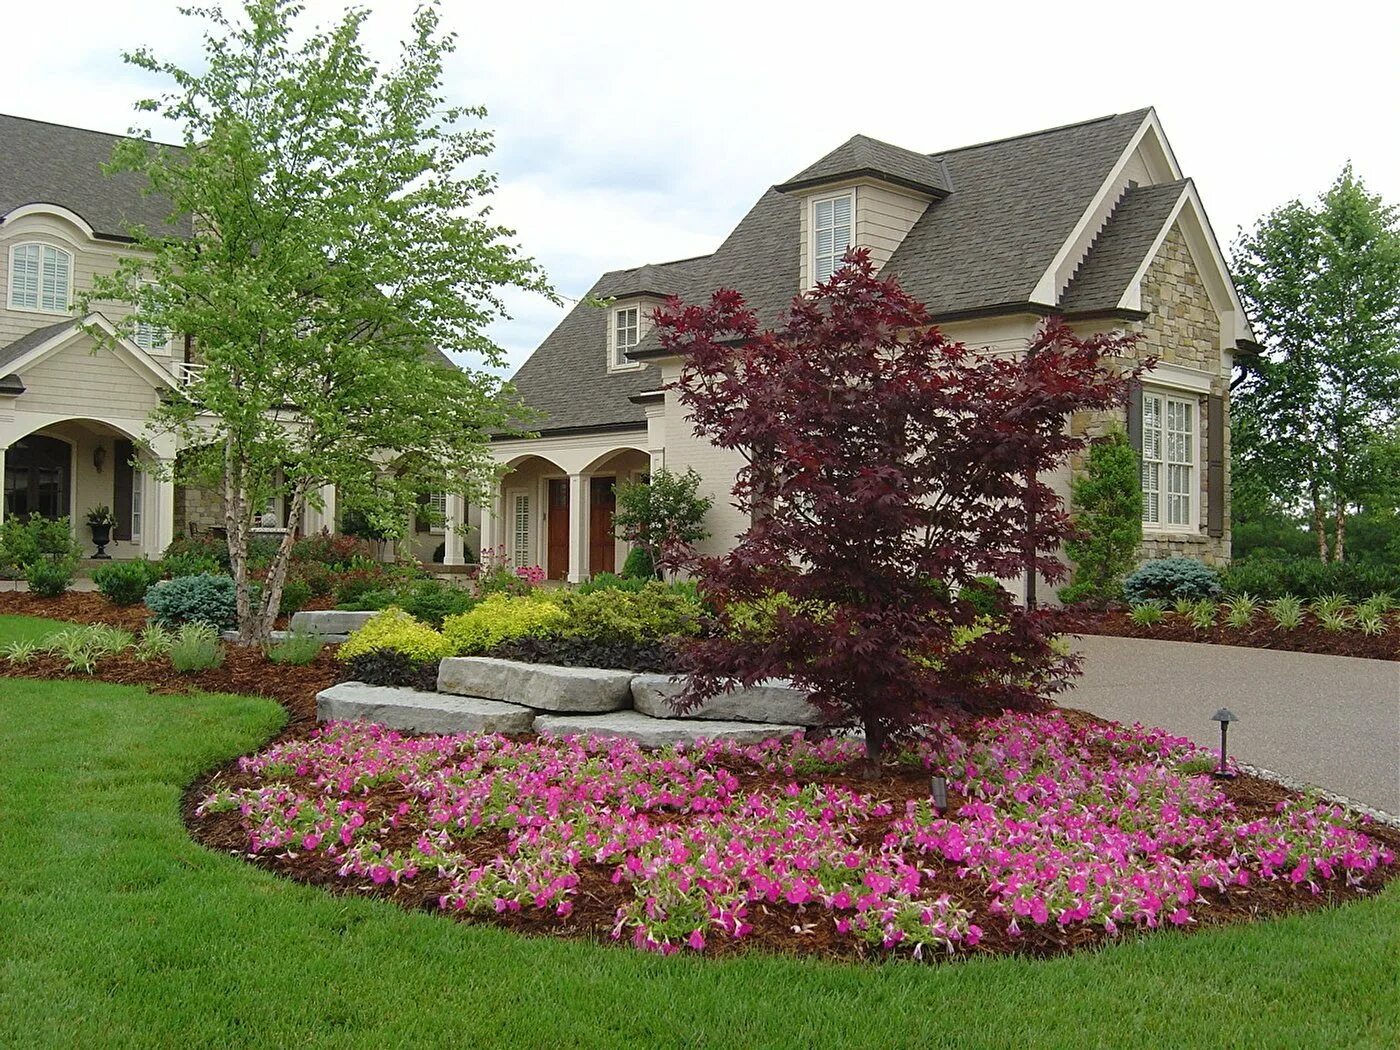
[1232, 165, 1400, 562]
[612, 468, 713, 578]
[1060, 427, 1142, 605]
[86, 0, 551, 642]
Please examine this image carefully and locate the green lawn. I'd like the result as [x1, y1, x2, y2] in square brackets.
[0, 613, 75, 645]
[1, 637, 1397, 1047]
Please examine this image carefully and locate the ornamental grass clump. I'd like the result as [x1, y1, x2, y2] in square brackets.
[338, 607, 454, 663]
[1269, 594, 1305, 631]
[442, 594, 567, 655]
[1128, 600, 1166, 626]
[266, 629, 325, 666]
[1223, 593, 1259, 630]
[200, 712, 1395, 960]
[169, 623, 225, 673]
[1188, 599, 1218, 632]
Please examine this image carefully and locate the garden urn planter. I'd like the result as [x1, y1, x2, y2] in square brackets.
[89, 522, 112, 559]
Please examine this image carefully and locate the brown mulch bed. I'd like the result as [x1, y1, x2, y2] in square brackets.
[180, 704, 1400, 965]
[1066, 609, 1400, 661]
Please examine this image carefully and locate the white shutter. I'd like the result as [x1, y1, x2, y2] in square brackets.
[10, 244, 39, 308]
[511, 493, 531, 568]
[39, 246, 70, 311]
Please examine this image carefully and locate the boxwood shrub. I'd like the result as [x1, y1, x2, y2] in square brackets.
[92, 559, 164, 605]
[1219, 556, 1400, 602]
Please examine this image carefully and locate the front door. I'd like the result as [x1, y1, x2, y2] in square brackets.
[589, 476, 616, 575]
[546, 479, 569, 580]
[4, 435, 71, 521]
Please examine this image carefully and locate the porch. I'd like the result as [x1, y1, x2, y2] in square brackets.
[480, 445, 650, 583]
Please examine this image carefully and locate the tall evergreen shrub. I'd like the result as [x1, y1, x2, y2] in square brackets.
[1060, 428, 1143, 605]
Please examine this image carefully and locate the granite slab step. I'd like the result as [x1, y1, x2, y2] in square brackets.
[630, 674, 829, 725]
[438, 657, 633, 712]
[221, 628, 349, 644]
[535, 711, 803, 748]
[290, 609, 379, 635]
[317, 681, 535, 735]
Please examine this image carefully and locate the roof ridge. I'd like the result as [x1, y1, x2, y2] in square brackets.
[929, 108, 1152, 159]
[0, 112, 184, 150]
[599, 252, 714, 278]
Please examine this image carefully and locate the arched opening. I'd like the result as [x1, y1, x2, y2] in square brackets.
[578, 447, 650, 577]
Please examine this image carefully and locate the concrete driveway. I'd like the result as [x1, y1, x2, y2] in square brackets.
[1064, 635, 1400, 814]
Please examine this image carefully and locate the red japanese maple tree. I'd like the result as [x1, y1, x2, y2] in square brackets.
[657, 251, 1144, 763]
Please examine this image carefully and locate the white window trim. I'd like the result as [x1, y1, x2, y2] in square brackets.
[1140, 385, 1200, 533]
[608, 303, 645, 373]
[7, 241, 74, 315]
[130, 464, 144, 541]
[809, 189, 855, 287]
[425, 491, 448, 534]
[133, 285, 172, 353]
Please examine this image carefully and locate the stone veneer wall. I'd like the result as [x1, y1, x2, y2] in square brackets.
[173, 484, 225, 539]
[1069, 223, 1231, 567]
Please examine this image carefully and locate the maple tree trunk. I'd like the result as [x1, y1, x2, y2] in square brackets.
[863, 715, 887, 778]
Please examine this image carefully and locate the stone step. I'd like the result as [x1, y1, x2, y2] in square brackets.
[317, 681, 535, 735]
[535, 711, 803, 748]
[290, 609, 379, 636]
[630, 673, 829, 725]
[438, 657, 632, 713]
[220, 629, 348, 644]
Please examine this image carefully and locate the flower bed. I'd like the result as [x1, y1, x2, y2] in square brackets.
[192, 712, 1396, 962]
[1071, 608, 1399, 661]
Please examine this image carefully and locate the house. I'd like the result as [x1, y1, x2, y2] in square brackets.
[487, 108, 1258, 591]
[0, 114, 467, 564]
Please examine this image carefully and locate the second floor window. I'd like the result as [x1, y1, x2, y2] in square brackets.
[812, 193, 853, 283]
[9, 243, 72, 313]
[134, 318, 169, 351]
[612, 306, 640, 368]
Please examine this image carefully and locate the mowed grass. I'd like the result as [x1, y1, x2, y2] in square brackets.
[0, 613, 76, 645]
[1, 667, 1397, 1045]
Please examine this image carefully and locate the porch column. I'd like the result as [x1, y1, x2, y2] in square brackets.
[0, 446, 6, 526]
[153, 458, 177, 557]
[567, 472, 588, 584]
[479, 482, 500, 558]
[444, 492, 466, 566]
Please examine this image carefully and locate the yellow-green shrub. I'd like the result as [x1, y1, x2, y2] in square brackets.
[442, 594, 567, 655]
[723, 591, 832, 642]
[338, 607, 454, 663]
[558, 582, 702, 643]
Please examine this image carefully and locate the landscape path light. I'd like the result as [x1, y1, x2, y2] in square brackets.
[1211, 707, 1238, 779]
[930, 773, 948, 812]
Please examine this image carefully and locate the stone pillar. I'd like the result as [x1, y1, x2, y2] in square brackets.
[567, 472, 588, 584]
[444, 492, 466, 566]
[478, 482, 500, 559]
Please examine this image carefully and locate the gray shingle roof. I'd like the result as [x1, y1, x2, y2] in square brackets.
[1059, 180, 1189, 312]
[0, 317, 80, 372]
[0, 114, 189, 240]
[775, 134, 952, 197]
[510, 110, 1157, 435]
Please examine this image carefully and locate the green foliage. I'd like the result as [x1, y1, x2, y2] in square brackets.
[1128, 600, 1165, 626]
[92, 559, 164, 606]
[1220, 556, 1400, 602]
[1223, 594, 1260, 629]
[557, 582, 702, 645]
[145, 574, 239, 629]
[1355, 606, 1388, 636]
[959, 577, 1009, 619]
[90, 0, 553, 640]
[723, 591, 832, 643]
[577, 571, 648, 595]
[620, 546, 657, 581]
[169, 623, 225, 673]
[1, 514, 81, 593]
[394, 580, 477, 629]
[161, 551, 224, 578]
[1122, 558, 1222, 604]
[1311, 593, 1350, 618]
[1231, 165, 1400, 561]
[132, 624, 175, 663]
[1315, 606, 1354, 633]
[1060, 429, 1143, 606]
[42, 625, 134, 673]
[1, 638, 40, 665]
[338, 607, 454, 663]
[1188, 600, 1218, 632]
[266, 630, 324, 666]
[1268, 595, 1304, 631]
[277, 577, 312, 617]
[612, 469, 712, 572]
[25, 559, 74, 598]
[442, 594, 566, 655]
[161, 534, 232, 571]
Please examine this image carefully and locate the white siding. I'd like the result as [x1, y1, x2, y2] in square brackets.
[16, 337, 160, 417]
[855, 183, 930, 273]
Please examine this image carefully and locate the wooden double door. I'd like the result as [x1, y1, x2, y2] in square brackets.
[545, 476, 617, 580]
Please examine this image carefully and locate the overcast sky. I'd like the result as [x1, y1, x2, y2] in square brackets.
[4, 0, 1397, 373]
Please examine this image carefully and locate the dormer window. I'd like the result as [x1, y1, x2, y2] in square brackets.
[8, 242, 72, 313]
[610, 305, 641, 370]
[811, 192, 853, 283]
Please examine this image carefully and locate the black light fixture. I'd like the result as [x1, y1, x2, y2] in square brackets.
[930, 773, 948, 812]
[92, 444, 106, 473]
[1211, 708, 1237, 779]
